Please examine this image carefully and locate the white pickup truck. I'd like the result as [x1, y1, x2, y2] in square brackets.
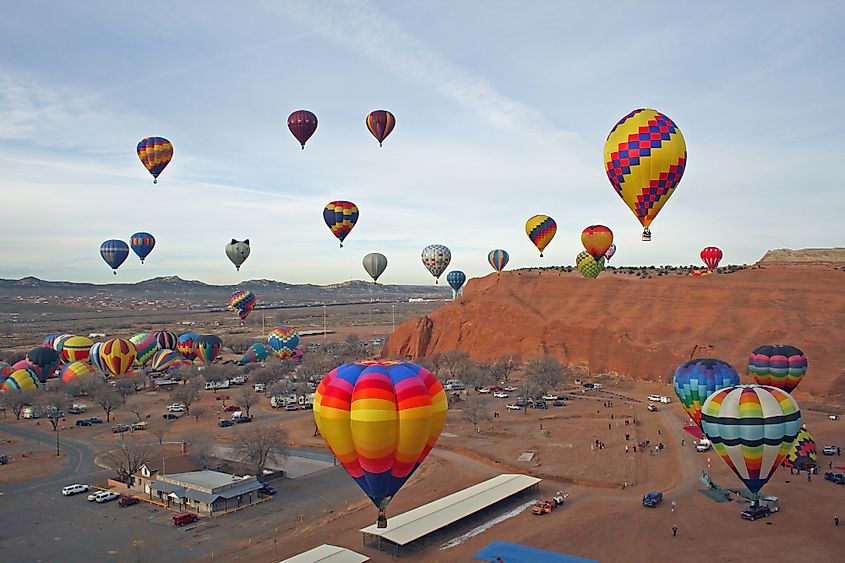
[648, 394, 672, 404]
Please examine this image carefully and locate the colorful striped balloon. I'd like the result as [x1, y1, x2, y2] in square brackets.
[154, 331, 178, 351]
[366, 110, 396, 147]
[89, 342, 107, 374]
[137, 136, 173, 183]
[194, 335, 222, 365]
[239, 343, 270, 365]
[581, 225, 614, 262]
[1, 368, 41, 393]
[52, 334, 74, 354]
[130, 232, 156, 264]
[488, 249, 509, 273]
[0, 362, 12, 383]
[701, 384, 801, 495]
[177, 332, 199, 361]
[673, 358, 740, 427]
[323, 201, 359, 247]
[747, 344, 807, 393]
[228, 290, 256, 321]
[99, 338, 137, 377]
[60, 361, 98, 385]
[61, 335, 93, 363]
[130, 332, 159, 366]
[525, 215, 556, 257]
[150, 349, 185, 372]
[313, 360, 447, 527]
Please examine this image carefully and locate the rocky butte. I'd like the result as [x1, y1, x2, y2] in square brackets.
[384, 248, 845, 398]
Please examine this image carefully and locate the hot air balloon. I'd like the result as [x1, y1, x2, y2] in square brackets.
[603, 108, 687, 241]
[137, 137, 173, 183]
[1, 368, 41, 393]
[313, 360, 447, 528]
[130, 232, 156, 264]
[42, 333, 61, 349]
[366, 110, 396, 147]
[26, 347, 61, 382]
[748, 345, 807, 393]
[99, 338, 137, 377]
[288, 110, 318, 149]
[603, 243, 617, 262]
[701, 384, 801, 495]
[130, 332, 159, 366]
[0, 362, 12, 382]
[673, 358, 741, 428]
[61, 335, 93, 363]
[100, 240, 130, 275]
[700, 246, 723, 270]
[150, 349, 185, 372]
[194, 335, 222, 365]
[446, 271, 466, 295]
[581, 225, 614, 262]
[239, 343, 271, 365]
[60, 361, 98, 385]
[576, 251, 605, 279]
[488, 249, 509, 274]
[421, 244, 451, 283]
[525, 215, 556, 257]
[268, 326, 300, 359]
[324, 201, 359, 247]
[225, 239, 250, 271]
[228, 290, 256, 321]
[154, 330, 178, 351]
[362, 253, 388, 283]
[89, 342, 107, 374]
[783, 428, 816, 471]
[52, 334, 73, 354]
[290, 348, 304, 363]
[177, 332, 200, 361]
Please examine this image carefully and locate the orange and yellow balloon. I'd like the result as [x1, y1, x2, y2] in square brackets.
[603, 108, 686, 241]
[581, 225, 613, 262]
[313, 360, 447, 528]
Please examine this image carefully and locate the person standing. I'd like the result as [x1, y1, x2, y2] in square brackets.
[671, 500, 676, 512]
[835, 514, 840, 527]
[672, 525, 678, 537]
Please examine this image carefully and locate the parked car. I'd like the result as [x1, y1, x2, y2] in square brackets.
[218, 419, 234, 428]
[696, 439, 712, 452]
[0, 455, 7, 465]
[647, 404, 658, 412]
[75, 419, 92, 427]
[162, 413, 179, 420]
[62, 484, 89, 496]
[541, 395, 558, 401]
[493, 392, 509, 398]
[825, 471, 845, 484]
[112, 424, 130, 433]
[223, 405, 241, 412]
[285, 404, 299, 411]
[87, 417, 103, 424]
[642, 491, 663, 507]
[741, 504, 771, 521]
[506, 404, 522, 411]
[822, 445, 837, 455]
[553, 401, 565, 407]
[254, 384, 266, 392]
[233, 415, 253, 424]
[503, 386, 517, 392]
[478, 388, 491, 394]
[129, 422, 147, 431]
[118, 495, 140, 507]
[488, 386, 504, 392]
[258, 483, 276, 495]
[97, 491, 120, 503]
[534, 401, 548, 410]
[88, 491, 108, 502]
[68, 405, 87, 415]
[167, 404, 186, 413]
[172, 512, 199, 526]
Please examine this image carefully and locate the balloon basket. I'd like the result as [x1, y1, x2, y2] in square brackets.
[377, 510, 387, 528]
[642, 229, 651, 242]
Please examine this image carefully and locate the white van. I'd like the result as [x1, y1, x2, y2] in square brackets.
[62, 484, 89, 496]
[659, 396, 672, 404]
[696, 438, 712, 452]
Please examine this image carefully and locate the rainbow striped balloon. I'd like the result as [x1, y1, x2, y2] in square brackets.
[137, 137, 173, 183]
[60, 361, 98, 384]
[313, 360, 447, 526]
[701, 385, 801, 494]
[130, 332, 159, 366]
[488, 249, 509, 273]
[1, 368, 41, 393]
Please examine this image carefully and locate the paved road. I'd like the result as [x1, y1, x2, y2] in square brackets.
[0, 423, 105, 495]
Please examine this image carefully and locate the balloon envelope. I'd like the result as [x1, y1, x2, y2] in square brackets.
[225, 239, 251, 271]
[100, 338, 137, 377]
[89, 342, 107, 374]
[446, 271, 466, 293]
[673, 358, 741, 427]
[268, 326, 299, 358]
[366, 110, 396, 147]
[748, 344, 807, 393]
[61, 336, 93, 363]
[239, 343, 271, 365]
[177, 333, 200, 361]
[288, 110, 318, 149]
[421, 245, 451, 283]
[154, 331, 178, 351]
[488, 249, 509, 273]
[313, 360, 447, 524]
[130, 232, 156, 263]
[229, 290, 256, 321]
[324, 201, 359, 247]
[783, 428, 816, 470]
[362, 253, 388, 282]
[701, 384, 801, 494]
[26, 347, 60, 382]
[60, 361, 98, 385]
[700, 246, 723, 270]
[194, 335, 222, 365]
[581, 225, 614, 261]
[1, 368, 41, 393]
[150, 349, 185, 372]
[137, 137, 173, 182]
[100, 240, 129, 274]
[604, 243, 617, 262]
[525, 215, 556, 257]
[130, 332, 159, 366]
[576, 251, 605, 279]
[603, 109, 686, 239]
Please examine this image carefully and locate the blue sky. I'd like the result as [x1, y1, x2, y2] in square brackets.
[1, 1, 843, 285]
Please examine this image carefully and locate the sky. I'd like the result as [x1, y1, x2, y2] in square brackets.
[1, 1, 843, 285]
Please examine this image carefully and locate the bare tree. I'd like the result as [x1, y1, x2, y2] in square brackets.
[491, 354, 521, 383]
[237, 386, 257, 417]
[172, 379, 201, 414]
[92, 383, 122, 422]
[227, 336, 252, 355]
[191, 406, 207, 422]
[518, 357, 565, 413]
[151, 421, 169, 445]
[188, 433, 216, 470]
[0, 389, 37, 420]
[237, 425, 288, 476]
[249, 367, 275, 387]
[126, 398, 147, 423]
[462, 394, 492, 432]
[267, 379, 293, 401]
[432, 350, 472, 382]
[464, 362, 496, 391]
[105, 441, 152, 483]
[38, 390, 71, 456]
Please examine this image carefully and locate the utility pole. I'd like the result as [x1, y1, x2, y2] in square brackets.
[392, 304, 395, 333]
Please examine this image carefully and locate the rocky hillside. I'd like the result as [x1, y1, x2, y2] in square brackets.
[757, 247, 845, 267]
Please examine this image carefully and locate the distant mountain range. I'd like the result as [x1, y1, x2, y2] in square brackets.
[0, 275, 451, 305]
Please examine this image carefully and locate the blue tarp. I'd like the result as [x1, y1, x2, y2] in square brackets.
[473, 541, 598, 563]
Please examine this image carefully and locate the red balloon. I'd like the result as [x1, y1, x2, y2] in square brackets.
[701, 246, 723, 270]
[288, 110, 318, 149]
